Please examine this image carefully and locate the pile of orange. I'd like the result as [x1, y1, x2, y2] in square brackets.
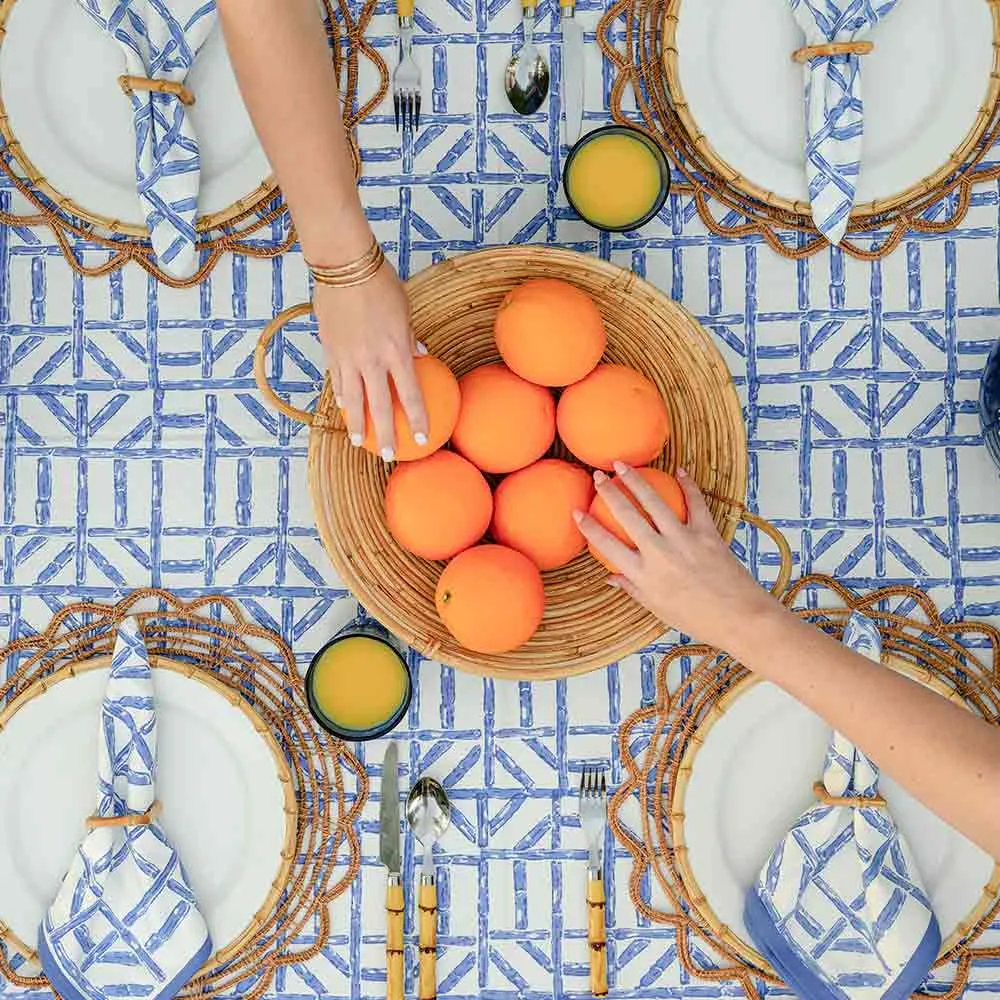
[346, 277, 682, 655]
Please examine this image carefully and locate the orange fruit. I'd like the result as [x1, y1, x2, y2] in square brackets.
[435, 544, 545, 653]
[451, 364, 556, 474]
[494, 278, 607, 387]
[557, 364, 669, 471]
[351, 355, 460, 462]
[384, 451, 493, 561]
[492, 460, 595, 571]
[588, 467, 687, 571]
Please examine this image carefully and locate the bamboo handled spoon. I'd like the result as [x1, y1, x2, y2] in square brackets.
[406, 777, 451, 1000]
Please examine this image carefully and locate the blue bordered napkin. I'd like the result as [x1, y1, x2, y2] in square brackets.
[788, 0, 900, 244]
[39, 618, 211, 1000]
[75, 0, 217, 279]
[744, 611, 940, 1000]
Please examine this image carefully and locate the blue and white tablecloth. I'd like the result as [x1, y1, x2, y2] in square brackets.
[4, 0, 1000, 997]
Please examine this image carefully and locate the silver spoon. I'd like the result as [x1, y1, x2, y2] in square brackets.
[406, 776, 451, 877]
[406, 777, 451, 996]
[504, 1, 550, 116]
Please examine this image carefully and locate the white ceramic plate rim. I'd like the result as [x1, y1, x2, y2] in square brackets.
[0, 656, 293, 969]
[674, 0, 995, 208]
[675, 659, 999, 971]
[0, 0, 273, 229]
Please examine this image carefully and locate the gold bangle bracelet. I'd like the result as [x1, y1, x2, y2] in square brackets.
[309, 243, 381, 277]
[307, 238, 385, 288]
[312, 251, 384, 287]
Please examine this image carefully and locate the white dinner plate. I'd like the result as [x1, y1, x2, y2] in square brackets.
[0, 657, 293, 967]
[673, 0, 996, 209]
[0, 0, 272, 229]
[676, 665, 998, 969]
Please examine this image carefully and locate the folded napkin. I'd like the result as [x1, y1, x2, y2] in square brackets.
[789, 0, 900, 244]
[744, 611, 940, 1000]
[76, 0, 217, 279]
[39, 619, 211, 1000]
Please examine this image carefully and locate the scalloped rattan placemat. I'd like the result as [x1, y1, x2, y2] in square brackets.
[596, 0, 1000, 260]
[610, 575, 1000, 999]
[0, 0, 386, 287]
[0, 590, 367, 1000]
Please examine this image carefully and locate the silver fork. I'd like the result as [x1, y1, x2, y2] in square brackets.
[579, 765, 609, 998]
[392, 0, 421, 133]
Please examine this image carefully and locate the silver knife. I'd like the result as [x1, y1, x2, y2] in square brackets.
[561, 0, 584, 144]
[380, 743, 404, 1000]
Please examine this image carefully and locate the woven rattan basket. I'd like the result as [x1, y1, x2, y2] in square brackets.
[254, 246, 791, 680]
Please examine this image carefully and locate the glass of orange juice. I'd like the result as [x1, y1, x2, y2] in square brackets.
[305, 622, 412, 741]
[563, 125, 671, 232]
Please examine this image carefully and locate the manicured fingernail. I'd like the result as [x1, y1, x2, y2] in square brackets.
[613, 461, 628, 476]
[677, 466, 688, 479]
[381, 447, 395, 462]
[414, 432, 428, 446]
[350, 433, 363, 447]
[593, 470, 608, 485]
[416, 342, 429, 356]
[572, 510, 585, 524]
[335, 395, 344, 408]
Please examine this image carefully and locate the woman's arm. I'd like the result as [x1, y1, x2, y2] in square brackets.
[575, 464, 1000, 859]
[218, 0, 428, 459]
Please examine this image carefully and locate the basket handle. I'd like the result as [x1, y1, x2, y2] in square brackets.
[704, 492, 792, 599]
[254, 302, 317, 426]
[741, 510, 793, 599]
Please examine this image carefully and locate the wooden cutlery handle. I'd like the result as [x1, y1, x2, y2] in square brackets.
[418, 877, 438, 1000]
[587, 873, 608, 998]
[386, 879, 405, 1000]
[396, 0, 414, 18]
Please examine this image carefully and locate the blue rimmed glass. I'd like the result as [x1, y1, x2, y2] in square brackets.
[305, 622, 413, 742]
[562, 125, 671, 233]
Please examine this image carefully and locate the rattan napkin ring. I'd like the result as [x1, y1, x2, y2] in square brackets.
[812, 782, 886, 809]
[792, 41, 874, 63]
[86, 801, 162, 830]
[118, 76, 195, 106]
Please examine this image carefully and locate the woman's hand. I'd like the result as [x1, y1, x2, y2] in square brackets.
[574, 462, 780, 651]
[314, 261, 429, 461]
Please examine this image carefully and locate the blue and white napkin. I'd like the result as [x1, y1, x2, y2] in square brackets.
[789, 0, 900, 244]
[744, 612, 940, 1000]
[39, 618, 211, 1000]
[75, 0, 218, 278]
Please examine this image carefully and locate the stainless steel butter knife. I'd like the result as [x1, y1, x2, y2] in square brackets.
[561, 0, 584, 143]
[380, 743, 403, 1000]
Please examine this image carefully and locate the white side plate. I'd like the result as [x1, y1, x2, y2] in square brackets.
[0, 659, 292, 962]
[675, 0, 994, 206]
[0, 0, 272, 227]
[679, 672, 997, 962]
